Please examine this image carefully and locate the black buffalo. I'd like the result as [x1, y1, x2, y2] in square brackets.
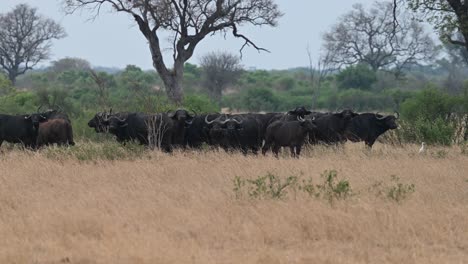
[308, 109, 359, 145]
[37, 119, 75, 147]
[166, 109, 195, 148]
[184, 113, 221, 148]
[105, 112, 149, 145]
[262, 116, 317, 158]
[344, 112, 399, 147]
[0, 113, 48, 149]
[205, 114, 262, 154]
[88, 109, 129, 133]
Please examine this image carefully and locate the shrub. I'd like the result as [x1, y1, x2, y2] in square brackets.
[315, 170, 352, 203]
[370, 175, 415, 203]
[184, 94, 220, 113]
[336, 64, 377, 90]
[243, 87, 279, 112]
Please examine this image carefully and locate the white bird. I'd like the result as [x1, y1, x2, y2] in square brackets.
[419, 142, 426, 154]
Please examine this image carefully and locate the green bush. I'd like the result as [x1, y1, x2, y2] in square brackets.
[336, 64, 377, 90]
[242, 87, 279, 112]
[401, 87, 459, 122]
[0, 74, 13, 95]
[399, 87, 465, 145]
[184, 94, 220, 113]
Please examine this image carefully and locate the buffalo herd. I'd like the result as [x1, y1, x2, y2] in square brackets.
[0, 106, 399, 157]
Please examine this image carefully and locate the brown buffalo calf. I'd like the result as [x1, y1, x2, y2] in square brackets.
[37, 119, 75, 147]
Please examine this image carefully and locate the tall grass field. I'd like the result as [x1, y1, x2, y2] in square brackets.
[0, 142, 467, 263]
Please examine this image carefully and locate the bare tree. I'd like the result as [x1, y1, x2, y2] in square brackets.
[307, 47, 336, 108]
[323, 1, 436, 76]
[63, 0, 282, 105]
[200, 51, 242, 102]
[405, 0, 468, 53]
[0, 4, 66, 85]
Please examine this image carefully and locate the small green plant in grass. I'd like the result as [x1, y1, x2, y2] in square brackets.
[298, 178, 315, 197]
[315, 170, 352, 203]
[387, 175, 415, 203]
[233, 170, 353, 202]
[370, 175, 415, 203]
[233, 176, 245, 199]
[245, 173, 298, 199]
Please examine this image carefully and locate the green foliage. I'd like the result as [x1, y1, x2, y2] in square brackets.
[233, 173, 298, 200]
[386, 175, 415, 203]
[233, 170, 353, 203]
[399, 87, 464, 145]
[0, 91, 37, 113]
[184, 94, 220, 113]
[315, 170, 352, 203]
[242, 87, 279, 112]
[336, 64, 377, 90]
[0, 74, 13, 95]
[370, 175, 415, 203]
[276, 76, 296, 91]
[401, 87, 460, 122]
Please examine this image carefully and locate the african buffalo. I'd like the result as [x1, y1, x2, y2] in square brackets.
[262, 116, 317, 158]
[167, 109, 195, 148]
[184, 113, 221, 148]
[0, 113, 48, 149]
[37, 119, 75, 147]
[205, 114, 262, 154]
[308, 109, 359, 145]
[105, 112, 149, 145]
[344, 112, 399, 147]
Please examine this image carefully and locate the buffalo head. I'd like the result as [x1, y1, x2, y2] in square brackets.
[337, 109, 359, 120]
[288, 106, 312, 117]
[375, 112, 398, 130]
[168, 109, 195, 125]
[88, 111, 111, 133]
[298, 116, 317, 132]
[24, 113, 48, 130]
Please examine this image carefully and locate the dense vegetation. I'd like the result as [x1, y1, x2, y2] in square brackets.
[0, 57, 467, 145]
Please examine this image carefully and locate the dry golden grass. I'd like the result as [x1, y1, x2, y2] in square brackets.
[0, 143, 467, 264]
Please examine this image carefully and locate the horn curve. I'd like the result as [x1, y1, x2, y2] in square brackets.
[205, 114, 217, 125]
[231, 116, 243, 124]
[375, 112, 386, 120]
[297, 116, 306, 122]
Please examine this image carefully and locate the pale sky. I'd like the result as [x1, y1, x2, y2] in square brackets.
[1, 0, 377, 70]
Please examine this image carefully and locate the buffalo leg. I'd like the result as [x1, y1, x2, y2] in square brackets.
[365, 140, 375, 148]
[289, 146, 296, 158]
[262, 142, 271, 155]
[272, 145, 281, 158]
[295, 145, 302, 158]
[251, 146, 259, 155]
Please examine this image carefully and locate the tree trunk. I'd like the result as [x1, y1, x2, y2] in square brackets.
[8, 70, 17, 86]
[162, 73, 184, 106]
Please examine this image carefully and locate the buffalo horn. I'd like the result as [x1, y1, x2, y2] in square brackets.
[375, 112, 386, 120]
[297, 116, 306, 122]
[205, 114, 217, 124]
[231, 116, 243, 124]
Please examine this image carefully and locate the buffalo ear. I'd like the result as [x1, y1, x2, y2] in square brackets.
[167, 111, 176, 118]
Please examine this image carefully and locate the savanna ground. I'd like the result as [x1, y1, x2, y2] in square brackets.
[0, 142, 467, 264]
